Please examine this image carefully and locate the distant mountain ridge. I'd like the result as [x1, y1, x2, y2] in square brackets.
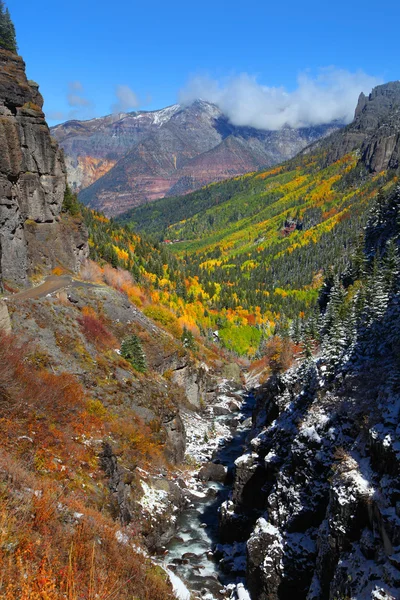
[51, 100, 341, 216]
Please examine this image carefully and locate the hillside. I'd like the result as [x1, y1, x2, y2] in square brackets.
[52, 100, 339, 216]
[121, 82, 400, 350]
[221, 183, 400, 599]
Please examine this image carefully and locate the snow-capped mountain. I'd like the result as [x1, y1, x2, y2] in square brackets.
[51, 100, 340, 216]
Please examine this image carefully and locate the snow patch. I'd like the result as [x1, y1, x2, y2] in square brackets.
[139, 481, 169, 519]
[165, 568, 191, 600]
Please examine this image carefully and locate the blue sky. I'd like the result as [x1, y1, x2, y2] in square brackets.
[7, 0, 399, 126]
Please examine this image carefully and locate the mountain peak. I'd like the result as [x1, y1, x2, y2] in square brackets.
[52, 99, 340, 215]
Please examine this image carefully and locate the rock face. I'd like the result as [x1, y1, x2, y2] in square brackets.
[307, 81, 400, 173]
[172, 361, 217, 409]
[221, 360, 400, 600]
[52, 100, 340, 216]
[0, 48, 88, 286]
[0, 299, 10, 332]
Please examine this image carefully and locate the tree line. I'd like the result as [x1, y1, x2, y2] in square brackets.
[0, 1, 17, 53]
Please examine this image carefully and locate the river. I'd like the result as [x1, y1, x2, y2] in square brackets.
[164, 384, 256, 600]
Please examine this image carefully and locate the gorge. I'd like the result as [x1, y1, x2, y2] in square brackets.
[0, 5, 399, 600]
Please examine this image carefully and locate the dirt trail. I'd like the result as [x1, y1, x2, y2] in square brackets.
[4, 275, 96, 302]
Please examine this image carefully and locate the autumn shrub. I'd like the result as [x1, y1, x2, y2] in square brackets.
[0, 332, 174, 599]
[103, 264, 133, 290]
[81, 261, 147, 307]
[0, 332, 27, 405]
[78, 309, 117, 350]
[109, 412, 165, 468]
[0, 452, 173, 600]
[143, 305, 182, 338]
[121, 282, 146, 307]
[262, 335, 298, 374]
[0, 332, 95, 469]
[80, 259, 103, 283]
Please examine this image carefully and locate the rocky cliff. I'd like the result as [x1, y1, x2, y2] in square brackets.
[52, 100, 340, 217]
[306, 81, 400, 173]
[0, 48, 88, 288]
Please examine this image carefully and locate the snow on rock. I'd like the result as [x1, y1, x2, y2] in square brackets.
[236, 583, 251, 600]
[139, 481, 169, 520]
[332, 455, 375, 508]
[165, 568, 191, 600]
[149, 104, 180, 126]
[234, 452, 258, 468]
[181, 391, 239, 464]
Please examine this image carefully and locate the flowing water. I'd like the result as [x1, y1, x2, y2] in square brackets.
[164, 390, 256, 599]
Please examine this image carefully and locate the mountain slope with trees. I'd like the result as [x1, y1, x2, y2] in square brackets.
[118, 82, 400, 354]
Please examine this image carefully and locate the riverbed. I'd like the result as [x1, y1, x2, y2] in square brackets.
[163, 382, 256, 599]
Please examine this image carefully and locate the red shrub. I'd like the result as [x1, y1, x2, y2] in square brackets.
[78, 314, 117, 350]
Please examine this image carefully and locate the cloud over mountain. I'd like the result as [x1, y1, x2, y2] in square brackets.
[112, 85, 140, 113]
[179, 68, 382, 130]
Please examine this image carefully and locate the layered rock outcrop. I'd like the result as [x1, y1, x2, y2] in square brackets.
[0, 48, 88, 287]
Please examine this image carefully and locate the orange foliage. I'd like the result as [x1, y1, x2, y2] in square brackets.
[102, 265, 133, 290]
[251, 336, 300, 376]
[0, 330, 173, 599]
[0, 453, 173, 600]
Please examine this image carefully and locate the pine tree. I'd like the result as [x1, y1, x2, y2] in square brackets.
[322, 276, 346, 335]
[0, 2, 17, 53]
[62, 186, 81, 217]
[364, 254, 389, 326]
[181, 326, 196, 351]
[383, 238, 400, 291]
[121, 335, 147, 372]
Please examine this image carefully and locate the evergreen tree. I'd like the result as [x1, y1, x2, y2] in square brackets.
[181, 326, 196, 351]
[0, 2, 17, 53]
[121, 335, 147, 372]
[62, 185, 81, 217]
[322, 276, 346, 335]
[363, 255, 389, 327]
[383, 239, 400, 290]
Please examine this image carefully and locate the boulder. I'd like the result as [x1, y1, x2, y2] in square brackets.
[198, 462, 227, 483]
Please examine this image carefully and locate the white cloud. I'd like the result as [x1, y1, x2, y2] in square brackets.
[179, 68, 382, 130]
[67, 94, 91, 107]
[112, 85, 140, 113]
[68, 80, 84, 92]
[67, 81, 93, 108]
